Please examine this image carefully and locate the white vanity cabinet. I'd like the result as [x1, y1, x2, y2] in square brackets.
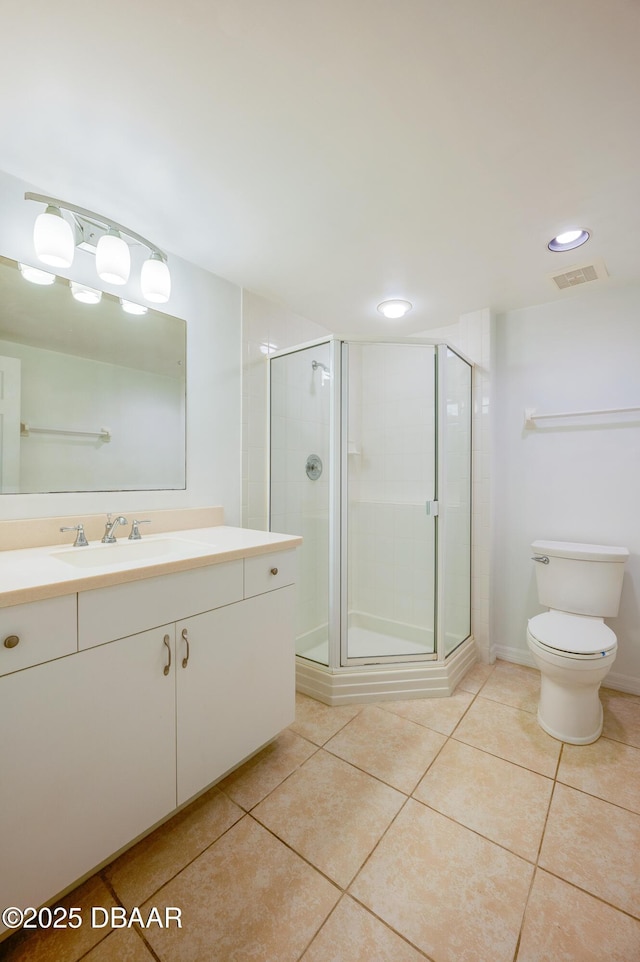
[176, 585, 294, 804]
[0, 623, 176, 920]
[0, 546, 297, 936]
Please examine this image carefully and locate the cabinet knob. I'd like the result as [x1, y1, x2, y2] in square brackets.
[270, 567, 278, 576]
[3, 635, 20, 649]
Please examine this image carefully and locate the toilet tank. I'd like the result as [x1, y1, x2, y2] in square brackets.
[531, 540, 629, 617]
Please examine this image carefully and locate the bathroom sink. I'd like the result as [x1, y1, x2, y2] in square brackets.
[52, 538, 213, 569]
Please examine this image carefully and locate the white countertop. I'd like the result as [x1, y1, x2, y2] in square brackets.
[0, 526, 302, 608]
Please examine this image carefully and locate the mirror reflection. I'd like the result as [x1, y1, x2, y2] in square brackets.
[0, 255, 186, 494]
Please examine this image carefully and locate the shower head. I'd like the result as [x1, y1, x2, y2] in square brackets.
[312, 360, 330, 374]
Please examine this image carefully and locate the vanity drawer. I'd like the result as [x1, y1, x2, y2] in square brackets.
[78, 560, 243, 650]
[244, 550, 297, 598]
[0, 595, 77, 676]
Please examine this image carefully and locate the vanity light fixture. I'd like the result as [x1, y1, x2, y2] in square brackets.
[548, 228, 590, 252]
[377, 299, 413, 319]
[25, 192, 171, 303]
[18, 262, 56, 285]
[70, 281, 102, 305]
[120, 298, 148, 316]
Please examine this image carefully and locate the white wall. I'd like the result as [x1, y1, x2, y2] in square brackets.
[493, 283, 640, 693]
[0, 168, 242, 523]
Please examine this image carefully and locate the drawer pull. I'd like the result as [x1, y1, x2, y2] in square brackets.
[3, 635, 20, 649]
[163, 634, 172, 676]
[181, 627, 190, 668]
[270, 567, 279, 576]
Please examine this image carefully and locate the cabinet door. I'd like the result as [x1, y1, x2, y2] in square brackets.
[0, 626, 176, 925]
[176, 586, 295, 806]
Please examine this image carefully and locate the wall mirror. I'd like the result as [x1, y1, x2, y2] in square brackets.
[0, 254, 186, 494]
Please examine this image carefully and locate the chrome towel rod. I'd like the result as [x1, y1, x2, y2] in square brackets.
[20, 422, 111, 441]
[524, 405, 640, 429]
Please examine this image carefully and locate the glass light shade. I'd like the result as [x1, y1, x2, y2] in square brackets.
[18, 262, 56, 285]
[96, 230, 131, 284]
[377, 299, 412, 319]
[70, 281, 102, 304]
[120, 298, 148, 315]
[140, 253, 171, 303]
[33, 206, 75, 268]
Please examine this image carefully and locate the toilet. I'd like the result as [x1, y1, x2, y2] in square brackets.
[527, 539, 629, 745]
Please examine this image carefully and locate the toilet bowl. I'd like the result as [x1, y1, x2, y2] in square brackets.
[527, 540, 628, 745]
[527, 611, 617, 744]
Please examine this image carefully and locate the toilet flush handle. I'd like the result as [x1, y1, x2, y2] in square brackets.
[531, 555, 550, 564]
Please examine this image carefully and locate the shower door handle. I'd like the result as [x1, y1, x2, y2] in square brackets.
[425, 501, 439, 516]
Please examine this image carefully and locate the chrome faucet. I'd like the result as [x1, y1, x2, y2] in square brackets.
[101, 514, 128, 543]
[128, 519, 152, 540]
[60, 523, 89, 547]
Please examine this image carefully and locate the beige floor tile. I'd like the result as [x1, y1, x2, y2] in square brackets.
[141, 815, 339, 962]
[380, 688, 475, 736]
[300, 896, 426, 962]
[351, 799, 533, 962]
[539, 783, 640, 917]
[83, 928, 156, 962]
[414, 739, 552, 861]
[453, 696, 561, 776]
[0, 875, 116, 962]
[456, 660, 495, 694]
[105, 786, 243, 909]
[290, 692, 362, 746]
[478, 660, 540, 713]
[601, 688, 640, 748]
[217, 729, 317, 810]
[517, 869, 640, 962]
[325, 705, 446, 793]
[252, 749, 405, 887]
[558, 737, 640, 814]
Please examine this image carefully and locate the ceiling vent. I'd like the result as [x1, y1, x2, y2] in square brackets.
[549, 258, 608, 291]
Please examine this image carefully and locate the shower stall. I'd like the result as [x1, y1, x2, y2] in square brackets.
[269, 337, 474, 704]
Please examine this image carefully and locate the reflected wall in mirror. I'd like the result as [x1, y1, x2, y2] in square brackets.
[0, 255, 186, 494]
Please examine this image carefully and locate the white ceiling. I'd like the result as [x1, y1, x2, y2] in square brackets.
[1, 0, 639, 334]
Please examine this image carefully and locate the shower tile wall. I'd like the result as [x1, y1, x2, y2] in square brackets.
[347, 344, 436, 644]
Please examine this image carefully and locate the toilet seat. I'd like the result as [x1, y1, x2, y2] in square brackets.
[528, 610, 616, 658]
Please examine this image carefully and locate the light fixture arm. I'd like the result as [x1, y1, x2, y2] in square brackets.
[24, 192, 167, 262]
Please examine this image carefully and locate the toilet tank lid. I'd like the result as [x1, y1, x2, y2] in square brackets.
[532, 540, 629, 563]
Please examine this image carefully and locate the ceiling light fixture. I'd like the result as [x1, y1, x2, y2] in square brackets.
[70, 281, 102, 304]
[18, 262, 56, 285]
[377, 299, 413, 319]
[25, 192, 171, 303]
[548, 228, 590, 252]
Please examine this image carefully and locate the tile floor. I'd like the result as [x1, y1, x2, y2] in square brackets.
[1, 660, 640, 962]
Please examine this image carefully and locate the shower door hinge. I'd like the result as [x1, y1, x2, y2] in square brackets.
[425, 500, 439, 516]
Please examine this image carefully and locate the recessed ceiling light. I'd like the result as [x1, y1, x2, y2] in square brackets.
[548, 229, 590, 252]
[377, 299, 412, 319]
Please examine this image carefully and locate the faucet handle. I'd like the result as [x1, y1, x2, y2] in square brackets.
[128, 519, 152, 540]
[60, 524, 89, 547]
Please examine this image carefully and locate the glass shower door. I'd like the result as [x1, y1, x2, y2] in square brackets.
[269, 341, 334, 666]
[342, 341, 437, 664]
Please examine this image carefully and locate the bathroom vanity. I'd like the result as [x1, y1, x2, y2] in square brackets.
[0, 521, 301, 934]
